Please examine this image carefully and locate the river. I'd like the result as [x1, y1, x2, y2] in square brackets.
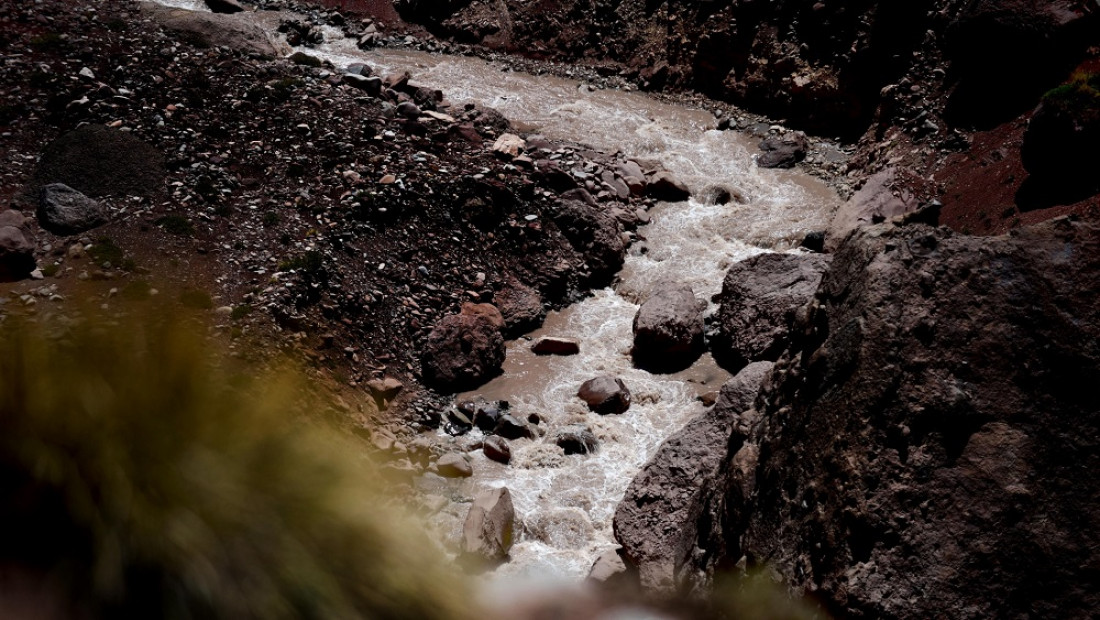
[147, 0, 837, 593]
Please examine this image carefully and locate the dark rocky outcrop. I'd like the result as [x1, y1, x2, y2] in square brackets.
[420, 303, 506, 392]
[577, 376, 631, 415]
[614, 361, 773, 591]
[0, 210, 35, 281]
[710, 252, 832, 371]
[632, 283, 706, 372]
[37, 183, 107, 235]
[692, 218, 1100, 618]
[204, 0, 245, 14]
[1020, 74, 1100, 205]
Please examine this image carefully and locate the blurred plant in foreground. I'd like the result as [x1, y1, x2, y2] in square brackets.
[0, 316, 470, 620]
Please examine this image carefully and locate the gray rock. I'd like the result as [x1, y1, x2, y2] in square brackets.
[461, 487, 514, 561]
[578, 376, 631, 415]
[646, 170, 691, 201]
[756, 132, 808, 169]
[588, 548, 629, 583]
[38, 184, 107, 235]
[343, 73, 382, 97]
[494, 414, 534, 440]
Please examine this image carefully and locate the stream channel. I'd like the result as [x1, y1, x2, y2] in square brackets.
[151, 0, 838, 595]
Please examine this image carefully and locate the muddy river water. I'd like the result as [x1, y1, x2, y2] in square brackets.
[151, 0, 838, 593]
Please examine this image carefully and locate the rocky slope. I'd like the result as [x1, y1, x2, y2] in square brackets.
[616, 215, 1100, 617]
[0, 0, 681, 441]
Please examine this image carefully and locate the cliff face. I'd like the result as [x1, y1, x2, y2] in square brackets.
[390, 0, 1097, 137]
[694, 216, 1100, 618]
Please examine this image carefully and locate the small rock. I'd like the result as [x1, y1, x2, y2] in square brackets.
[367, 376, 404, 407]
[647, 170, 690, 201]
[483, 436, 511, 464]
[204, 0, 245, 13]
[588, 548, 629, 582]
[532, 336, 580, 356]
[494, 414, 534, 440]
[492, 133, 526, 159]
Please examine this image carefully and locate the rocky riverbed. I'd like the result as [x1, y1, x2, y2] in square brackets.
[2, 0, 1099, 618]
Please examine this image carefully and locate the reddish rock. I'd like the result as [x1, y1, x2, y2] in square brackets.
[531, 337, 580, 356]
[578, 376, 631, 415]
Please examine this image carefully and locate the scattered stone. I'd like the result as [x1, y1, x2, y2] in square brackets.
[494, 414, 534, 440]
[436, 452, 473, 478]
[367, 376, 403, 408]
[495, 274, 545, 337]
[531, 337, 580, 356]
[588, 548, 629, 583]
[343, 73, 382, 97]
[38, 184, 107, 235]
[288, 51, 322, 67]
[461, 487, 514, 561]
[578, 376, 631, 415]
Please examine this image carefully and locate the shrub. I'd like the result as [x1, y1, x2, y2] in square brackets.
[0, 317, 470, 619]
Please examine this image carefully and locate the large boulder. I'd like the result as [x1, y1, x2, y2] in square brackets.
[421, 304, 506, 392]
[0, 210, 35, 281]
[37, 184, 107, 235]
[32, 125, 165, 200]
[554, 425, 599, 455]
[577, 376, 631, 415]
[551, 193, 625, 285]
[614, 361, 773, 592]
[461, 487, 515, 562]
[632, 283, 706, 371]
[140, 3, 288, 57]
[494, 274, 545, 337]
[710, 252, 831, 371]
[695, 218, 1100, 618]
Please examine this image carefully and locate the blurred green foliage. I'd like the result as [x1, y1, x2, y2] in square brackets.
[0, 317, 470, 620]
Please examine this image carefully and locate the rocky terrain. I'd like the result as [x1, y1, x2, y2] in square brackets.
[0, 0, 690, 442]
[3, 0, 1100, 618]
